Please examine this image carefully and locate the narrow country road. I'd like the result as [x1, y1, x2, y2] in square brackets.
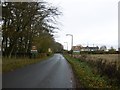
[3, 54, 75, 88]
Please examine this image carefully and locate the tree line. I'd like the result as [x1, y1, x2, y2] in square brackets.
[2, 1, 63, 58]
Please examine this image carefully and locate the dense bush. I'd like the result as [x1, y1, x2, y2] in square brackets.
[80, 51, 119, 54]
[73, 54, 120, 86]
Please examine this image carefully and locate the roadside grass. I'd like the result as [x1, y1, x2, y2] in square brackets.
[64, 55, 118, 88]
[2, 55, 53, 73]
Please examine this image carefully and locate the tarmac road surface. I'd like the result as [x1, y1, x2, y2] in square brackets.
[2, 54, 75, 88]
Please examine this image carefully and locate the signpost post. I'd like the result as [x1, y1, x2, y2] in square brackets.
[30, 46, 38, 58]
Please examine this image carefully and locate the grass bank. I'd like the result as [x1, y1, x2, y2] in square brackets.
[64, 54, 119, 89]
[3, 54, 53, 73]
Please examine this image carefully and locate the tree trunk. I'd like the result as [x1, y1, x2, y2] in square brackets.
[8, 44, 15, 58]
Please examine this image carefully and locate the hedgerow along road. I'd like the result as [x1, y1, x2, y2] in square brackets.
[3, 54, 75, 88]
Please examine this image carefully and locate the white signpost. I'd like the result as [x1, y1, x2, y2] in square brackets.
[30, 46, 38, 58]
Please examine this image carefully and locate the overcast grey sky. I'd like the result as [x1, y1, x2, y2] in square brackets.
[48, 0, 119, 50]
[2, 0, 118, 50]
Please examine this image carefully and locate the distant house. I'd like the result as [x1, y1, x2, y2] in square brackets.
[100, 45, 107, 51]
[72, 45, 99, 52]
[72, 45, 82, 53]
[81, 46, 99, 51]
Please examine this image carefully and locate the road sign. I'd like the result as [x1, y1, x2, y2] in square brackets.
[32, 46, 37, 50]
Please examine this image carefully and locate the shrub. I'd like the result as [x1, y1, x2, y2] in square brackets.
[78, 54, 120, 86]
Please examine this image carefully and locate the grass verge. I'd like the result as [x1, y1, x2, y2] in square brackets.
[2, 55, 53, 73]
[64, 54, 119, 89]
